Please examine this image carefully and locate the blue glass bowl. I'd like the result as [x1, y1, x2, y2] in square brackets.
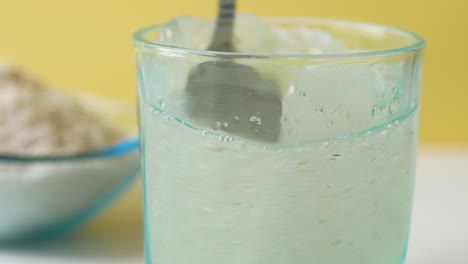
[0, 94, 140, 244]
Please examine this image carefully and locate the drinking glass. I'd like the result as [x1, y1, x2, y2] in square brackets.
[133, 17, 425, 264]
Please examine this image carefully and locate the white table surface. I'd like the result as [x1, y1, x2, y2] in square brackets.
[1, 148, 467, 264]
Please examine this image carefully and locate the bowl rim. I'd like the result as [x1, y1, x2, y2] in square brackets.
[0, 137, 139, 162]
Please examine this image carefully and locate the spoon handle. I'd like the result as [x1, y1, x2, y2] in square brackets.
[208, 0, 236, 52]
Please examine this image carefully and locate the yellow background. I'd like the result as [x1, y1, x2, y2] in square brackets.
[0, 0, 466, 251]
[0, 0, 466, 143]
[1, 0, 467, 144]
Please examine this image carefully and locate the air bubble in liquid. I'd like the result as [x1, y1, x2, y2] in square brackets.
[389, 97, 400, 114]
[249, 116, 262, 125]
[371, 104, 387, 120]
[213, 121, 222, 130]
[159, 99, 167, 109]
[219, 135, 234, 142]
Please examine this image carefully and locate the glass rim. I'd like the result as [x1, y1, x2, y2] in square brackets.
[132, 16, 426, 60]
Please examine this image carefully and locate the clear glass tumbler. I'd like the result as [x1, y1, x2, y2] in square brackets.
[133, 17, 425, 264]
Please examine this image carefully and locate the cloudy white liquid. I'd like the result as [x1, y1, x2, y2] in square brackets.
[142, 103, 417, 264]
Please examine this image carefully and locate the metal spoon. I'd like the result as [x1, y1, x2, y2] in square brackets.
[185, 0, 282, 142]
